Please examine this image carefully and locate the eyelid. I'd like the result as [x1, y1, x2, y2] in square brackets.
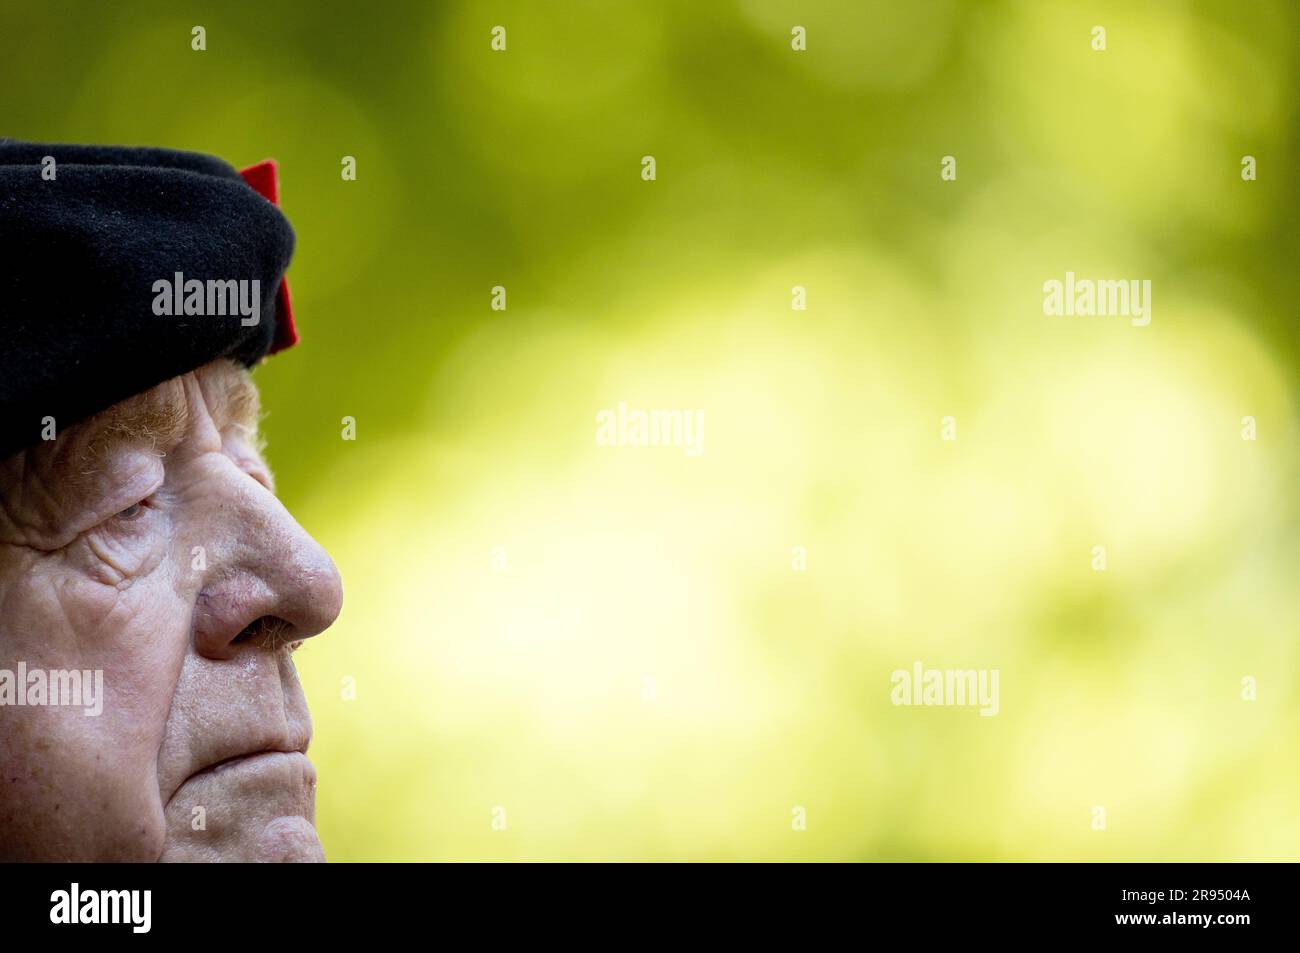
[115, 500, 149, 521]
[91, 462, 165, 528]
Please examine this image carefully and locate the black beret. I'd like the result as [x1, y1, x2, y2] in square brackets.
[0, 139, 298, 458]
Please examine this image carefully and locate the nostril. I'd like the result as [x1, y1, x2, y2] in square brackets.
[232, 617, 264, 644]
[233, 616, 297, 651]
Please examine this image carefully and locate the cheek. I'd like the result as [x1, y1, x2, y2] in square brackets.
[0, 569, 192, 860]
[0, 708, 168, 860]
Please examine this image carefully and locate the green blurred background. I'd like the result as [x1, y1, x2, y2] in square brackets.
[3, 0, 1297, 860]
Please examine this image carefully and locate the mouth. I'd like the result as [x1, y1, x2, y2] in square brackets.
[198, 747, 308, 776]
[168, 744, 311, 808]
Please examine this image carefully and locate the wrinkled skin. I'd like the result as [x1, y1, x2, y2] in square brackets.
[0, 359, 342, 861]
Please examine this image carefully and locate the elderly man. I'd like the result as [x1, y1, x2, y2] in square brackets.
[0, 141, 343, 861]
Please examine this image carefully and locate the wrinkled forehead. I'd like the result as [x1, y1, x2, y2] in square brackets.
[3, 360, 261, 483]
[88, 361, 261, 454]
[89, 360, 262, 462]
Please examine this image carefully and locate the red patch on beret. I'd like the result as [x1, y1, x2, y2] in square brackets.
[239, 159, 298, 354]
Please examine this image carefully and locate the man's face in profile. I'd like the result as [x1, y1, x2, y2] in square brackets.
[0, 358, 342, 861]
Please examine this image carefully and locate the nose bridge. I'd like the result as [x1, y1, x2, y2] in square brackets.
[192, 464, 343, 658]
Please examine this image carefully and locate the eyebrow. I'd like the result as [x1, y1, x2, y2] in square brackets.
[74, 365, 263, 476]
[77, 378, 189, 475]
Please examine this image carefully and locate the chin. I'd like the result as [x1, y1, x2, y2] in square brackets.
[159, 751, 324, 862]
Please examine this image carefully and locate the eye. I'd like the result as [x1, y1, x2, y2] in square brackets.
[115, 500, 149, 521]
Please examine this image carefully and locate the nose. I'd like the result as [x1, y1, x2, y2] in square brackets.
[192, 471, 343, 661]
